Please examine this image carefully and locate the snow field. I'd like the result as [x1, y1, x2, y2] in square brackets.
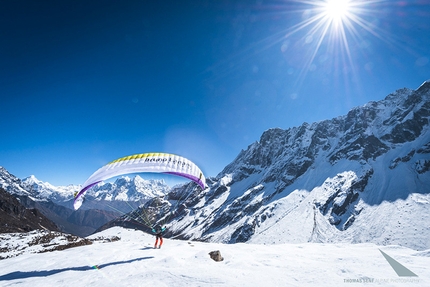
[0, 227, 429, 287]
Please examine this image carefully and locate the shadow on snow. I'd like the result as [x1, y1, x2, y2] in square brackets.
[0, 256, 154, 281]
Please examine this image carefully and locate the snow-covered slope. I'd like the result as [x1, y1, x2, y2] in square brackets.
[163, 82, 430, 250]
[0, 227, 428, 286]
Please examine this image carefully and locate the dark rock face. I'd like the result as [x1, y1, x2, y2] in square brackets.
[0, 187, 59, 233]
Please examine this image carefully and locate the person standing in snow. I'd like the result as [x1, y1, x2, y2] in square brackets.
[152, 225, 166, 249]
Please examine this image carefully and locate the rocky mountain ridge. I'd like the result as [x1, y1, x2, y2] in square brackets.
[159, 81, 430, 250]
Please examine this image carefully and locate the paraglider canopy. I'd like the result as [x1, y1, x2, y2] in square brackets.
[74, 152, 206, 210]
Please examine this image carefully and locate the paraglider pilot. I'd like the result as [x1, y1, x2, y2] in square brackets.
[152, 225, 166, 249]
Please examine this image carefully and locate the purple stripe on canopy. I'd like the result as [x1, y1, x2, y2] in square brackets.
[74, 181, 101, 203]
[165, 172, 205, 189]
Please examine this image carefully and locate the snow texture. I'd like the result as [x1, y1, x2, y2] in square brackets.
[0, 227, 428, 286]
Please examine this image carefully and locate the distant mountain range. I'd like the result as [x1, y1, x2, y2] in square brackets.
[0, 167, 170, 236]
[1, 81, 429, 251]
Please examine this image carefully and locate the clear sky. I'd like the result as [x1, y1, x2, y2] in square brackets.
[1, 0, 429, 186]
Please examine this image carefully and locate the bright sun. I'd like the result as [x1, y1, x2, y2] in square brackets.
[323, 0, 351, 23]
[276, 0, 382, 88]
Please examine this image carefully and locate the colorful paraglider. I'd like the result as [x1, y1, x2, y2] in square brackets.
[74, 152, 206, 210]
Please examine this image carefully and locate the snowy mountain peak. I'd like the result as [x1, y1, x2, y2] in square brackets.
[20, 175, 78, 202]
[164, 82, 430, 250]
[87, 175, 170, 203]
[1, 167, 171, 207]
[24, 175, 38, 182]
[22, 175, 57, 190]
[418, 79, 430, 91]
[0, 166, 29, 196]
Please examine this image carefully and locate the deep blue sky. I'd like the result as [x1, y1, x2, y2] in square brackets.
[1, 0, 430, 186]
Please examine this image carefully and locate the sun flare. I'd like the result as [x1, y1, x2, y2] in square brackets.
[274, 0, 385, 89]
[323, 0, 351, 22]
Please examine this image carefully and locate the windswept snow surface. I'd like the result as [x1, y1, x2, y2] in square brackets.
[0, 227, 429, 286]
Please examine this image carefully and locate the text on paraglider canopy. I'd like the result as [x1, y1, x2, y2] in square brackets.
[144, 156, 192, 169]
